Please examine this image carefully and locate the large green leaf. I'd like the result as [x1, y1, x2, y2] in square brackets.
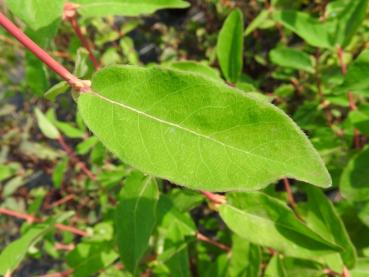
[269, 46, 314, 73]
[74, 0, 190, 18]
[5, 0, 64, 33]
[114, 171, 159, 274]
[78, 65, 331, 191]
[334, 49, 369, 95]
[228, 235, 260, 277]
[299, 186, 356, 269]
[219, 192, 341, 261]
[217, 9, 244, 83]
[340, 147, 369, 201]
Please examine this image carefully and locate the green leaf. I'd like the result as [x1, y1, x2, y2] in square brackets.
[348, 106, 369, 136]
[273, 10, 334, 49]
[351, 258, 369, 277]
[167, 61, 221, 80]
[67, 242, 119, 277]
[5, 0, 64, 32]
[0, 164, 16, 182]
[35, 108, 60, 139]
[0, 223, 51, 275]
[340, 146, 369, 201]
[44, 81, 69, 101]
[158, 223, 191, 277]
[334, 49, 369, 95]
[217, 9, 244, 83]
[327, 0, 369, 48]
[228, 235, 261, 277]
[120, 37, 140, 65]
[0, 213, 72, 275]
[264, 255, 287, 277]
[78, 65, 331, 192]
[52, 157, 69, 189]
[74, 0, 190, 18]
[47, 109, 86, 139]
[114, 171, 159, 274]
[219, 192, 341, 261]
[299, 186, 356, 269]
[156, 196, 195, 277]
[269, 46, 314, 73]
[244, 10, 274, 36]
[76, 136, 99, 155]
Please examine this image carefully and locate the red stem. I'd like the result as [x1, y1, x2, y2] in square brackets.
[57, 136, 96, 181]
[283, 178, 297, 210]
[337, 46, 361, 148]
[68, 16, 100, 70]
[0, 12, 90, 92]
[0, 208, 88, 237]
[201, 191, 226, 205]
[196, 232, 230, 252]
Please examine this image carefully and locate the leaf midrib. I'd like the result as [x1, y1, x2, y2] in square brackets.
[86, 91, 291, 167]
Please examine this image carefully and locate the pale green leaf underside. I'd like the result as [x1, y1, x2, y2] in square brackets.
[74, 0, 190, 17]
[78, 65, 331, 191]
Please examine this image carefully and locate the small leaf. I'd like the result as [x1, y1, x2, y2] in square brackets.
[74, 0, 190, 18]
[244, 10, 274, 36]
[273, 10, 334, 49]
[327, 0, 369, 47]
[264, 256, 287, 277]
[228, 235, 261, 277]
[0, 224, 51, 275]
[52, 157, 69, 189]
[35, 108, 60, 139]
[78, 65, 331, 192]
[340, 146, 369, 201]
[217, 9, 244, 83]
[219, 192, 341, 261]
[299, 186, 357, 269]
[334, 49, 369, 95]
[269, 46, 314, 73]
[67, 242, 119, 277]
[114, 171, 159, 274]
[44, 81, 69, 100]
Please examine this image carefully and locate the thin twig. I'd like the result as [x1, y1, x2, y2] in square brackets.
[47, 194, 75, 209]
[0, 12, 90, 92]
[201, 191, 226, 205]
[57, 136, 96, 181]
[0, 207, 88, 237]
[63, 3, 100, 69]
[37, 269, 74, 277]
[283, 178, 296, 210]
[337, 46, 361, 149]
[196, 232, 230, 252]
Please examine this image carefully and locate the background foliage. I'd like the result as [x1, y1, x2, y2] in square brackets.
[1, 0, 369, 276]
